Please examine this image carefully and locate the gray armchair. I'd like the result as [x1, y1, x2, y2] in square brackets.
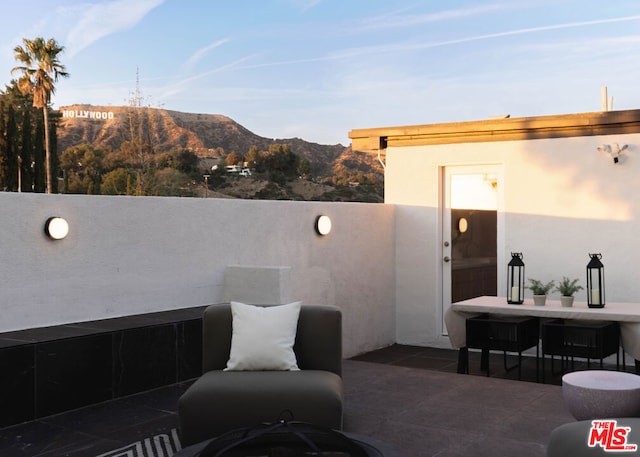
[178, 303, 343, 446]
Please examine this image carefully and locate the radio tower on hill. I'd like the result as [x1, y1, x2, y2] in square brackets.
[128, 67, 144, 107]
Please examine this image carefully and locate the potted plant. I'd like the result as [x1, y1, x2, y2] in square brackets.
[527, 278, 555, 306]
[554, 277, 583, 307]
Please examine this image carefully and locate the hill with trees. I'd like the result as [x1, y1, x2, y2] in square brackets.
[55, 104, 384, 201]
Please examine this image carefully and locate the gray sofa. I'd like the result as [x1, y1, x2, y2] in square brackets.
[547, 418, 640, 456]
[177, 303, 343, 446]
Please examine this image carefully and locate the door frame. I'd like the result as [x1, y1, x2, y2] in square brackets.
[440, 164, 505, 335]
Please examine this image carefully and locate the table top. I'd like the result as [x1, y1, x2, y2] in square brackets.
[563, 370, 640, 389]
[451, 296, 640, 322]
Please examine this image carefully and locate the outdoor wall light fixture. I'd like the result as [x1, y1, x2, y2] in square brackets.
[507, 252, 525, 304]
[315, 215, 332, 236]
[597, 143, 628, 164]
[45, 217, 69, 240]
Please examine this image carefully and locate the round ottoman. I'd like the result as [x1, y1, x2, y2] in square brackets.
[562, 370, 640, 420]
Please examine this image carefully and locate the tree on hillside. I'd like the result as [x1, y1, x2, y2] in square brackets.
[60, 144, 104, 194]
[12, 37, 68, 193]
[298, 157, 312, 178]
[150, 168, 193, 197]
[154, 148, 199, 175]
[245, 145, 261, 169]
[225, 151, 243, 166]
[102, 168, 136, 195]
[264, 144, 299, 184]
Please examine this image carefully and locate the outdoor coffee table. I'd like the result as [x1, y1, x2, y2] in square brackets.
[562, 370, 640, 420]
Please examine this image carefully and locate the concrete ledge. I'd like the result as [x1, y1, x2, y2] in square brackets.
[224, 265, 292, 305]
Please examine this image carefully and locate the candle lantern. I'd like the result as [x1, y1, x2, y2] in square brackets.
[507, 252, 525, 304]
[587, 253, 605, 308]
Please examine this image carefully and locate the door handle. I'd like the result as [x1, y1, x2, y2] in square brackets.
[443, 256, 451, 262]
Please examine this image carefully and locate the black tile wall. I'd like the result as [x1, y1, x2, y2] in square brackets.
[0, 344, 35, 427]
[0, 306, 206, 427]
[36, 334, 113, 418]
[178, 319, 203, 381]
[113, 324, 177, 397]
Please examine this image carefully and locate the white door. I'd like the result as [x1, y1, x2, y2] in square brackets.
[442, 165, 502, 333]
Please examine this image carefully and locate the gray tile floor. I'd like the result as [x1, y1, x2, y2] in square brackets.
[0, 345, 624, 457]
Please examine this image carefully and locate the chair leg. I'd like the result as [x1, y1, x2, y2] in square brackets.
[617, 348, 621, 371]
[502, 351, 521, 373]
[481, 349, 490, 376]
[457, 347, 468, 374]
[486, 350, 490, 377]
[550, 354, 564, 377]
[536, 343, 540, 383]
[518, 351, 522, 380]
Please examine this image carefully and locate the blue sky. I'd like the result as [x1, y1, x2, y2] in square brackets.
[1, 1, 640, 145]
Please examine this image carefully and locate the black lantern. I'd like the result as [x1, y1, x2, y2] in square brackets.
[507, 252, 525, 304]
[587, 253, 605, 308]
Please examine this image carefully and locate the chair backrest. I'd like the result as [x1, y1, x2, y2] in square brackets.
[201, 303, 342, 376]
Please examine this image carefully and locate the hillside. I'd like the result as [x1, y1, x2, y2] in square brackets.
[57, 104, 382, 183]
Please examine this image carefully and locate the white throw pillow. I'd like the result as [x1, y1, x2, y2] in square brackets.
[224, 301, 302, 371]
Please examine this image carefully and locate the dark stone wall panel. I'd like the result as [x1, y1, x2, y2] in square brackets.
[36, 334, 112, 417]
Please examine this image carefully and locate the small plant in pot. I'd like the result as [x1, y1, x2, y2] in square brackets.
[527, 278, 555, 306]
[554, 277, 583, 307]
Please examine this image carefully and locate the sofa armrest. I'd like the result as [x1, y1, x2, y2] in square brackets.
[295, 304, 342, 376]
[202, 304, 233, 372]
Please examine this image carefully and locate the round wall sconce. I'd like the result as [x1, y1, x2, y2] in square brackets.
[315, 215, 332, 236]
[45, 217, 69, 240]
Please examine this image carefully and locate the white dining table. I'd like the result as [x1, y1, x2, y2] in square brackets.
[446, 295, 640, 362]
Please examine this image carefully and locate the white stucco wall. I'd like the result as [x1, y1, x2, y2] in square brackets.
[386, 132, 640, 348]
[0, 193, 395, 358]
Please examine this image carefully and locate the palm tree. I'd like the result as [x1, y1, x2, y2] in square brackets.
[12, 37, 69, 194]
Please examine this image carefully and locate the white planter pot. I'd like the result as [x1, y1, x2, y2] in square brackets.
[560, 296, 575, 307]
[533, 295, 547, 306]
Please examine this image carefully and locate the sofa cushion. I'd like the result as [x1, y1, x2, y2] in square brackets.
[225, 301, 301, 371]
[178, 370, 343, 445]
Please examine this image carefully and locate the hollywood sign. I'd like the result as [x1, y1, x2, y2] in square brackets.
[61, 110, 115, 120]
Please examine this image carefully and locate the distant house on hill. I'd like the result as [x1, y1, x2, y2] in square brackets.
[349, 109, 640, 348]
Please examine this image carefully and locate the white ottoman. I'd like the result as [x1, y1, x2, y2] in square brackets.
[562, 370, 640, 420]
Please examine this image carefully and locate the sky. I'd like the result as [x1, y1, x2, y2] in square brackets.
[2, 1, 640, 146]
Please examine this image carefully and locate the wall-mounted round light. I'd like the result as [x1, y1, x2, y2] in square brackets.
[45, 217, 69, 240]
[315, 215, 332, 236]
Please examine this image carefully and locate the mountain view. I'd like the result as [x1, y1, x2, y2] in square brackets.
[57, 104, 384, 202]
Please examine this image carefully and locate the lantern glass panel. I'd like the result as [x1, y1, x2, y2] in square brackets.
[507, 252, 525, 304]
